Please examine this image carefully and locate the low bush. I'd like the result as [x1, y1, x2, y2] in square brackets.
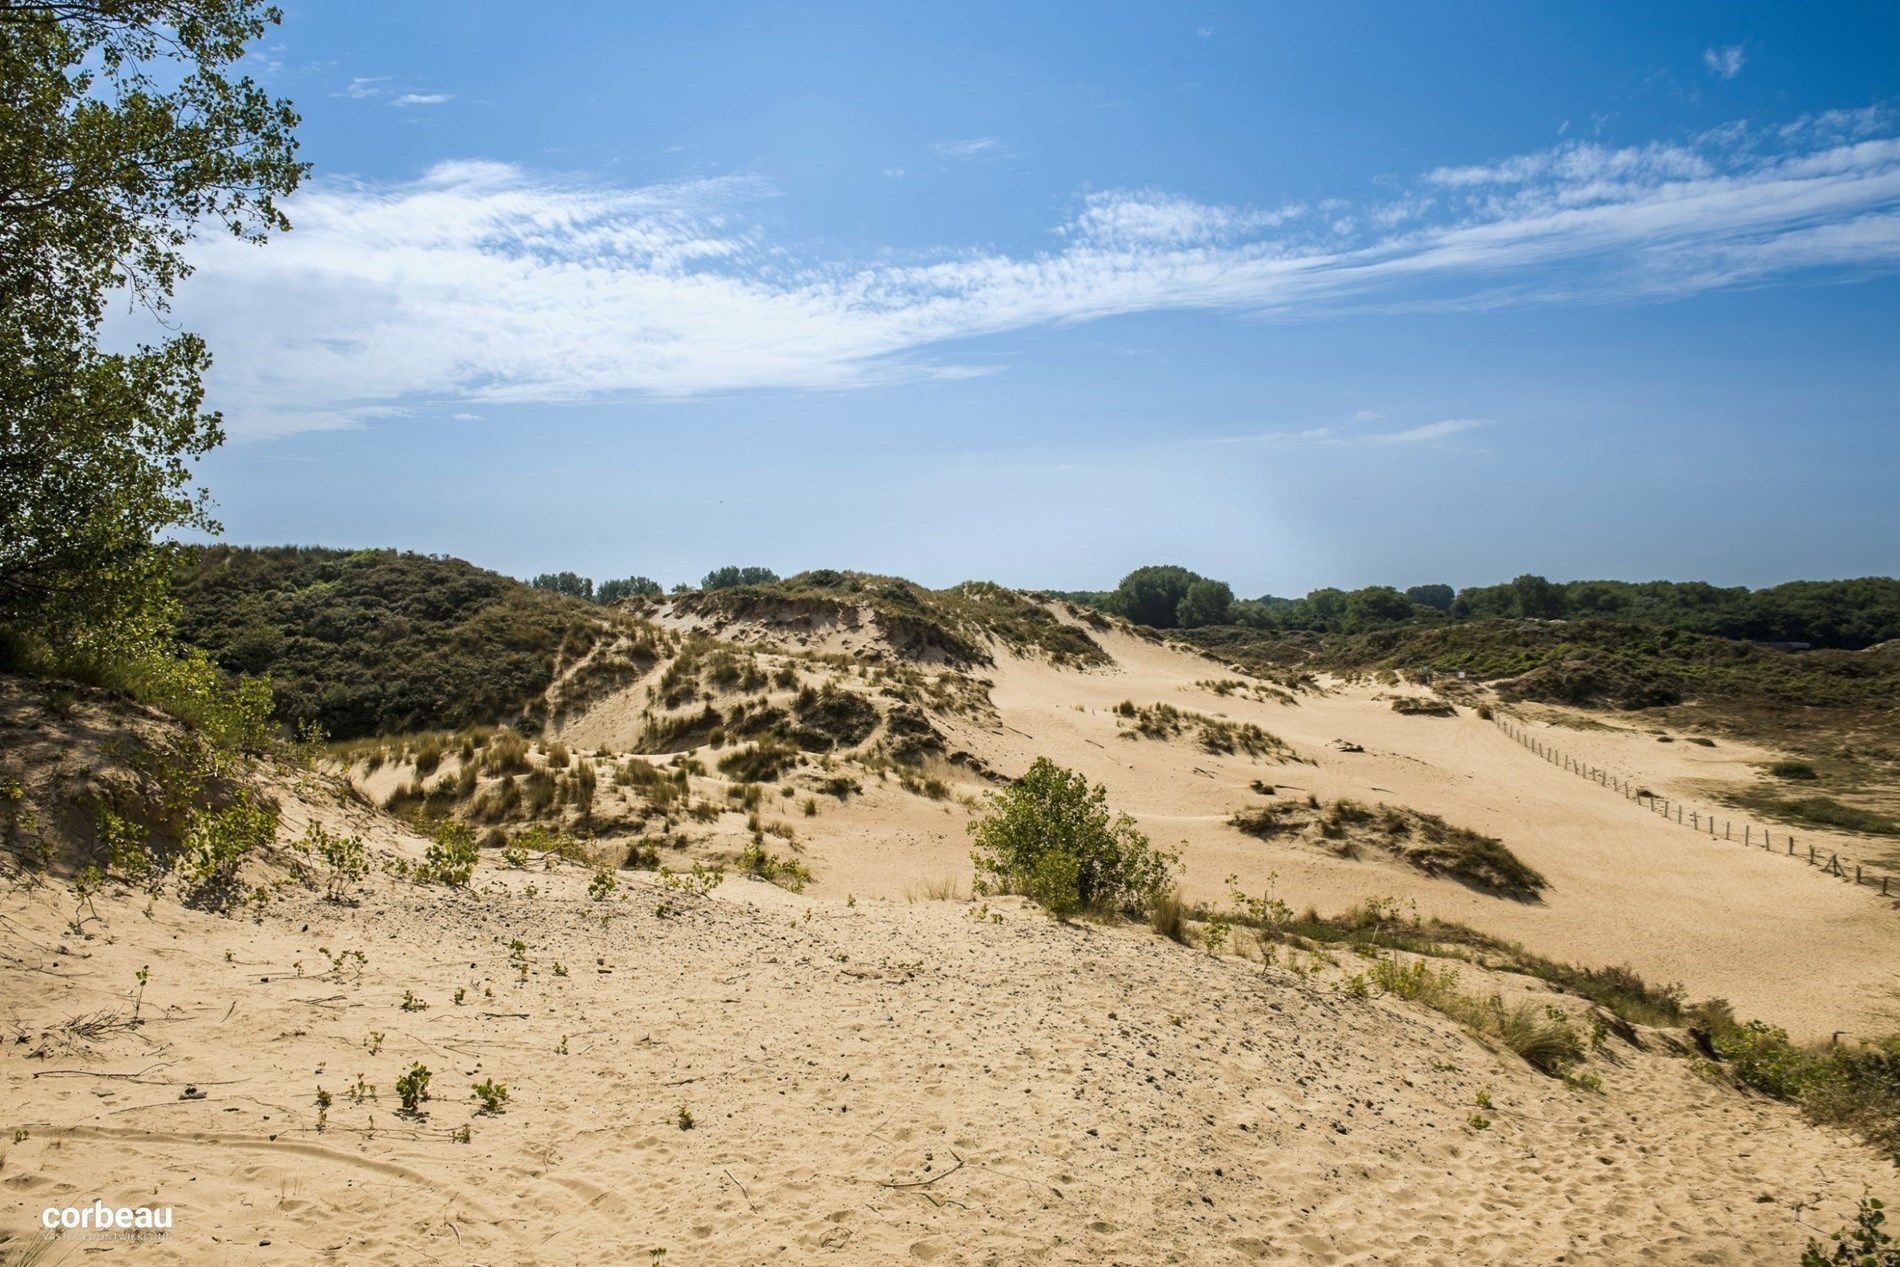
[417, 820, 479, 887]
[969, 757, 1176, 921]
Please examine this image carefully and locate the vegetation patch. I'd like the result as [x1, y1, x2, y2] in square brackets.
[1717, 789, 1900, 837]
[1231, 798, 1546, 900]
[969, 757, 1176, 921]
[174, 546, 668, 739]
[1112, 701, 1298, 762]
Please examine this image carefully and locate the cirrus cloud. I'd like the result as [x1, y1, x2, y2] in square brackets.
[151, 107, 1900, 438]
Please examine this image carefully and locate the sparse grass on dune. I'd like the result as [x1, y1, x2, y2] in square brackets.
[1230, 799, 1547, 901]
[1111, 700, 1300, 762]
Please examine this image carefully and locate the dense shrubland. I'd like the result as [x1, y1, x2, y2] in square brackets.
[173, 546, 664, 739]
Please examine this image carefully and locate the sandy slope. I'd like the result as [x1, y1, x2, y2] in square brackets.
[3, 847, 1890, 1266]
[721, 625, 1900, 1039]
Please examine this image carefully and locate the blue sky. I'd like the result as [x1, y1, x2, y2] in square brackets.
[165, 1, 1900, 594]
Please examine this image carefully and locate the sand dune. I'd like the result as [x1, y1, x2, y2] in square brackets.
[3, 846, 1889, 1264]
[4, 605, 1896, 1263]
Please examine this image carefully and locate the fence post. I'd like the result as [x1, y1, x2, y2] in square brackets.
[1744, 824, 1750, 846]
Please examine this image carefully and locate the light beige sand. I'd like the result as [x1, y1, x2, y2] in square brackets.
[705, 622, 1900, 1039]
[6, 609, 1897, 1264]
[3, 849, 1889, 1265]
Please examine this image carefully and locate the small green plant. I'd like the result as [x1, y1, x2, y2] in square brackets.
[305, 823, 369, 902]
[366, 1030, 384, 1055]
[675, 1105, 695, 1131]
[418, 820, 479, 887]
[69, 864, 103, 932]
[553, 961, 568, 977]
[99, 806, 159, 890]
[131, 964, 150, 1023]
[1803, 1196, 1897, 1266]
[588, 869, 616, 901]
[400, 989, 428, 1012]
[508, 938, 529, 981]
[1565, 1068, 1604, 1094]
[470, 1079, 509, 1115]
[1473, 1088, 1493, 1110]
[179, 793, 279, 906]
[1467, 1112, 1491, 1131]
[453, 987, 466, 1005]
[395, 1063, 432, 1115]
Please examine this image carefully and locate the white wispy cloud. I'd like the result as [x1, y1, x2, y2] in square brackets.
[1704, 45, 1746, 80]
[932, 137, 1004, 159]
[1363, 418, 1488, 445]
[392, 92, 453, 107]
[1212, 415, 1485, 446]
[155, 107, 1900, 437]
[342, 75, 388, 99]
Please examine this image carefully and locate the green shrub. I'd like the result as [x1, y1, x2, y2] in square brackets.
[470, 1079, 509, 1115]
[178, 792, 278, 907]
[1770, 760, 1819, 779]
[969, 757, 1176, 919]
[304, 822, 368, 901]
[417, 820, 478, 887]
[1698, 1003, 1900, 1161]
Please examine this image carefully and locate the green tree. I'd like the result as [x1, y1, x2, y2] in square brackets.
[1509, 573, 1567, 619]
[0, 0, 304, 668]
[1110, 564, 1201, 628]
[529, 571, 594, 601]
[596, 575, 662, 603]
[1405, 583, 1455, 612]
[1343, 585, 1415, 630]
[1175, 578, 1233, 628]
[701, 565, 779, 590]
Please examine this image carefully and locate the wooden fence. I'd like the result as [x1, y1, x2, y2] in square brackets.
[1492, 714, 1896, 904]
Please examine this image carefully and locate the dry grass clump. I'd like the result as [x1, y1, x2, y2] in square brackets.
[1112, 701, 1298, 762]
[1390, 696, 1457, 717]
[1231, 798, 1546, 901]
[1366, 956, 1585, 1076]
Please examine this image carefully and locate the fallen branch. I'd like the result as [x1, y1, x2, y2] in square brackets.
[878, 1152, 966, 1190]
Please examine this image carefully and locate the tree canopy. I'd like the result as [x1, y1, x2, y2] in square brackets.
[0, 0, 304, 668]
[701, 565, 780, 591]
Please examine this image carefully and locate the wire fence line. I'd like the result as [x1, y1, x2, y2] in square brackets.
[1490, 714, 1896, 905]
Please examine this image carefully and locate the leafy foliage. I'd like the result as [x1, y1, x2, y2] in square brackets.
[969, 757, 1176, 920]
[701, 565, 780, 591]
[417, 820, 478, 888]
[0, 0, 304, 668]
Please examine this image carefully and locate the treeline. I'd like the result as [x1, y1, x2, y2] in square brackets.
[1057, 567, 1900, 651]
[530, 565, 779, 603]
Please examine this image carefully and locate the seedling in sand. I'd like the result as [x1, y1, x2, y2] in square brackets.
[471, 1079, 509, 1115]
[396, 1063, 432, 1115]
